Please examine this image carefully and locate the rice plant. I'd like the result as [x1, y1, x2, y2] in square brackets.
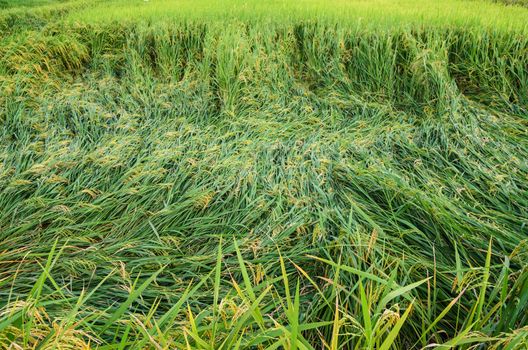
[0, 0, 527, 349]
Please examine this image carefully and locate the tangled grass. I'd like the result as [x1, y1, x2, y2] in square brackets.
[0, 1, 527, 349]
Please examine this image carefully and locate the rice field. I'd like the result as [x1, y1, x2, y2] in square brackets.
[0, 0, 527, 348]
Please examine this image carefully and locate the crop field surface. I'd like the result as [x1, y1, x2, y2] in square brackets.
[0, 0, 527, 349]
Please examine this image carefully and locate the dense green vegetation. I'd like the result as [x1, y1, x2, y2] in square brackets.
[1, 0, 527, 348]
[495, 0, 528, 8]
[0, 0, 64, 9]
[65, 0, 528, 31]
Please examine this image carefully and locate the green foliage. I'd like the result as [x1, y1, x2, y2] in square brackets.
[0, 0, 527, 349]
[494, 0, 528, 7]
[67, 0, 528, 32]
[0, 0, 59, 10]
